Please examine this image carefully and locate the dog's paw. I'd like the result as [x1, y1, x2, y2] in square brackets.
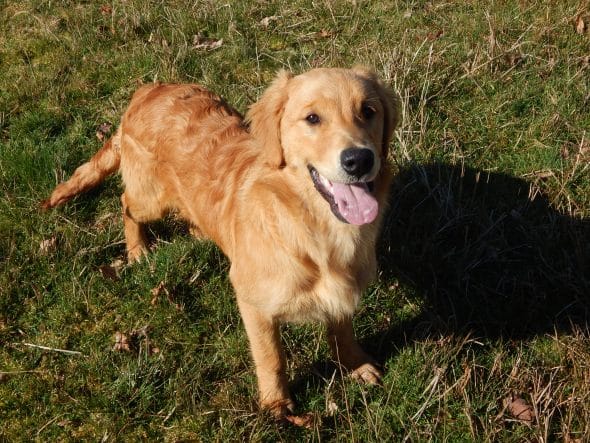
[284, 412, 316, 429]
[350, 362, 383, 385]
[127, 245, 148, 263]
[262, 397, 296, 418]
[263, 399, 316, 429]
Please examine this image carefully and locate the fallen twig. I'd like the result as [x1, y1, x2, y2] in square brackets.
[17, 342, 84, 356]
[0, 370, 45, 375]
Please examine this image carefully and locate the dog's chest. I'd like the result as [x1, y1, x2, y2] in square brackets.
[230, 177, 380, 323]
[275, 229, 376, 322]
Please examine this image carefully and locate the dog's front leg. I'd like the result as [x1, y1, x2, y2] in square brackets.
[236, 299, 294, 416]
[327, 317, 383, 384]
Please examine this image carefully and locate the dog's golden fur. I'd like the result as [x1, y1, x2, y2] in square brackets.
[43, 68, 400, 418]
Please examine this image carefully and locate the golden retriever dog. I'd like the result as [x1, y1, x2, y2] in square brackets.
[43, 67, 400, 422]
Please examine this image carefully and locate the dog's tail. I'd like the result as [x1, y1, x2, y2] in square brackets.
[41, 130, 121, 209]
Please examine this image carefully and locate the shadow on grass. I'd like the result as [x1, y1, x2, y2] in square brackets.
[373, 162, 590, 359]
[271, 162, 590, 415]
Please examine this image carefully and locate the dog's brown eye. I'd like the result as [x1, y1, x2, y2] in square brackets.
[361, 104, 376, 120]
[306, 113, 320, 125]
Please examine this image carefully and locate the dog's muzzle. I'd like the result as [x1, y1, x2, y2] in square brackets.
[308, 164, 378, 225]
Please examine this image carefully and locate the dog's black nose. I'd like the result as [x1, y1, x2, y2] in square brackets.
[340, 148, 375, 179]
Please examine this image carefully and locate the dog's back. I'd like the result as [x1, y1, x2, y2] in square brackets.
[43, 83, 258, 257]
[117, 84, 258, 252]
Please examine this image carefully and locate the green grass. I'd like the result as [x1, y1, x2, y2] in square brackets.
[1, 0, 590, 440]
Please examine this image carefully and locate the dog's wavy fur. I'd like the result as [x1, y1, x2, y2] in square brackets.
[43, 68, 400, 418]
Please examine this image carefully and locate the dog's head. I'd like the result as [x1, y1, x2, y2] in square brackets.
[247, 67, 400, 225]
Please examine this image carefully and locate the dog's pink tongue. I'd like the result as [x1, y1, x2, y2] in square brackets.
[332, 182, 378, 225]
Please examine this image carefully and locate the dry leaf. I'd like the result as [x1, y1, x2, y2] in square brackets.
[150, 281, 169, 307]
[327, 400, 338, 415]
[39, 237, 57, 255]
[192, 34, 223, 51]
[99, 264, 119, 281]
[259, 15, 279, 28]
[561, 144, 570, 159]
[505, 394, 535, 422]
[113, 331, 131, 352]
[150, 281, 181, 310]
[99, 259, 124, 280]
[96, 122, 112, 142]
[111, 258, 125, 272]
[150, 281, 167, 305]
[113, 327, 158, 355]
[576, 15, 586, 35]
[505, 52, 524, 67]
[100, 5, 112, 15]
[388, 282, 399, 291]
[427, 29, 444, 41]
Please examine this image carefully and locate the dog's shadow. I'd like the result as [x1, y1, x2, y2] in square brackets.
[369, 162, 590, 356]
[293, 162, 590, 415]
[105, 161, 589, 417]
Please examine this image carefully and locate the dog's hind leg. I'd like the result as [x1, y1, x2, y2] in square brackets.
[121, 193, 149, 262]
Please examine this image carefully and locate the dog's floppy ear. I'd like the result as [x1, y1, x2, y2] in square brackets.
[246, 69, 293, 168]
[354, 67, 401, 160]
[378, 83, 401, 160]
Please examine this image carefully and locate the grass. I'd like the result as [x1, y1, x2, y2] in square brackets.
[1, 0, 589, 440]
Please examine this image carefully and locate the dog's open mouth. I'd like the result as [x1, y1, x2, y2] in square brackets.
[309, 166, 378, 225]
